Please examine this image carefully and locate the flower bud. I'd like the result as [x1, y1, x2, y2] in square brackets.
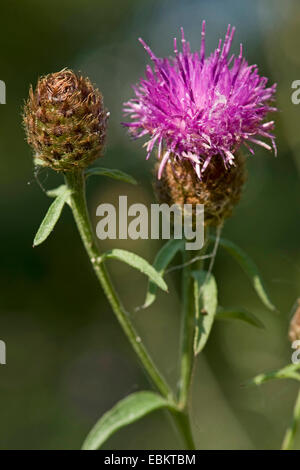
[154, 153, 247, 226]
[289, 299, 300, 343]
[23, 69, 108, 171]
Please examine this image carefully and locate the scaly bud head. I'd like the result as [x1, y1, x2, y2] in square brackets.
[23, 69, 108, 171]
[154, 153, 247, 227]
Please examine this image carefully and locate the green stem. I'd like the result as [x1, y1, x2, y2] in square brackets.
[282, 387, 300, 450]
[171, 409, 196, 450]
[176, 249, 199, 450]
[64, 169, 173, 402]
[177, 239, 208, 448]
[178, 249, 195, 408]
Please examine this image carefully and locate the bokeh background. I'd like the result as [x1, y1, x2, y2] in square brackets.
[0, 0, 300, 450]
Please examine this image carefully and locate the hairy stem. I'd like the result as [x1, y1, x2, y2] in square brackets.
[64, 169, 173, 402]
[282, 387, 300, 450]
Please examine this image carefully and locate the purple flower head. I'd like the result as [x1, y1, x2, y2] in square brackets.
[123, 22, 277, 179]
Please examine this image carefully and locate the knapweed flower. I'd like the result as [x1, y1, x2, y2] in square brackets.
[24, 69, 109, 172]
[123, 22, 277, 180]
[124, 22, 277, 226]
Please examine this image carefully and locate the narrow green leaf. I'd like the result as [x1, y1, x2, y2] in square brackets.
[103, 249, 168, 292]
[192, 270, 218, 355]
[33, 189, 71, 247]
[85, 167, 137, 185]
[82, 391, 174, 450]
[142, 238, 185, 309]
[212, 236, 276, 312]
[247, 364, 300, 387]
[46, 184, 68, 198]
[216, 308, 265, 329]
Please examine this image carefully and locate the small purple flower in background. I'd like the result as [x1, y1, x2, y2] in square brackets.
[123, 21, 277, 179]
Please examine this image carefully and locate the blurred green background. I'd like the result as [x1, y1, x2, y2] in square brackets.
[0, 0, 300, 450]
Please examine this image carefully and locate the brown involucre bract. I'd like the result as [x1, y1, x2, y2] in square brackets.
[154, 153, 247, 227]
[23, 68, 108, 171]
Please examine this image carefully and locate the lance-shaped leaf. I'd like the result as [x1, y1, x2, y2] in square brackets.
[85, 167, 137, 185]
[141, 238, 185, 309]
[247, 363, 300, 387]
[216, 307, 265, 329]
[192, 270, 218, 355]
[82, 391, 175, 450]
[212, 236, 276, 312]
[33, 188, 71, 247]
[102, 249, 168, 292]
